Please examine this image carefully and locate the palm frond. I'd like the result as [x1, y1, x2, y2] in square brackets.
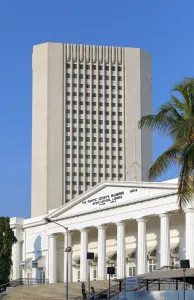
[171, 117, 194, 140]
[139, 102, 183, 137]
[171, 95, 184, 112]
[147, 140, 185, 181]
[177, 142, 194, 209]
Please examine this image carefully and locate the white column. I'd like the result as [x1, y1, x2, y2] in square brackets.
[80, 229, 88, 282]
[160, 213, 170, 267]
[137, 218, 147, 275]
[64, 232, 72, 282]
[117, 222, 126, 279]
[185, 209, 194, 267]
[97, 225, 107, 280]
[48, 234, 57, 283]
[12, 241, 21, 279]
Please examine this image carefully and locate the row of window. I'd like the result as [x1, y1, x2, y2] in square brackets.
[66, 101, 123, 107]
[66, 83, 123, 90]
[66, 128, 122, 134]
[66, 110, 123, 116]
[66, 74, 122, 81]
[77, 257, 180, 281]
[66, 92, 122, 99]
[66, 154, 123, 162]
[66, 137, 123, 143]
[65, 173, 122, 185]
[66, 145, 122, 151]
[66, 63, 122, 72]
[66, 119, 123, 125]
[65, 177, 123, 192]
[66, 162, 123, 167]
[65, 169, 122, 176]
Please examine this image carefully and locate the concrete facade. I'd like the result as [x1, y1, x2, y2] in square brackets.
[31, 43, 152, 217]
[11, 178, 194, 283]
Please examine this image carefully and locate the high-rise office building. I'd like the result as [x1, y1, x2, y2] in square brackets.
[31, 43, 152, 217]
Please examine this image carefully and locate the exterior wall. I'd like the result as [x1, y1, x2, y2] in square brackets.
[31, 43, 64, 217]
[13, 181, 189, 282]
[124, 48, 152, 181]
[31, 43, 152, 217]
[12, 213, 186, 282]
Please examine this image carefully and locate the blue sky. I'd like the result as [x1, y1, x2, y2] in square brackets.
[0, 0, 193, 218]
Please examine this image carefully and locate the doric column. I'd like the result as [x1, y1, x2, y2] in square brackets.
[137, 218, 147, 275]
[80, 229, 88, 281]
[185, 209, 194, 267]
[159, 213, 170, 267]
[48, 234, 57, 283]
[64, 232, 72, 282]
[97, 225, 107, 280]
[12, 241, 21, 279]
[116, 222, 126, 279]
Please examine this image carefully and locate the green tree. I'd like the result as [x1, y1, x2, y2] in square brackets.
[138, 77, 194, 209]
[0, 217, 17, 285]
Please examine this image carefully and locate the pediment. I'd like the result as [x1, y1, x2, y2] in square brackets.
[47, 180, 178, 220]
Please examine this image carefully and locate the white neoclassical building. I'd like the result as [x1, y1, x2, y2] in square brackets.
[11, 178, 194, 283]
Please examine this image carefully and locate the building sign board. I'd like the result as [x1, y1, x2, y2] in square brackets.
[82, 189, 138, 207]
[126, 277, 138, 291]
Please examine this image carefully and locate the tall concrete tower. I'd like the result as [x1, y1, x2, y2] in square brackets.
[31, 43, 152, 217]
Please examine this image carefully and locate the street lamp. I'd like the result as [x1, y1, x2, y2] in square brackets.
[180, 259, 190, 300]
[44, 217, 70, 300]
[87, 252, 94, 300]
[107, 266, 115, 300]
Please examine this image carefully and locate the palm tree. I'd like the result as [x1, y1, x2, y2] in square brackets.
[138, 77, 194, 209]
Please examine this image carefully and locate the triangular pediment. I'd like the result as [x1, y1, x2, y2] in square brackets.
[47, 180, 178, 220]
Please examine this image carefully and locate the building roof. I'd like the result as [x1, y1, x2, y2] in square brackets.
[139, 268, 194, 280]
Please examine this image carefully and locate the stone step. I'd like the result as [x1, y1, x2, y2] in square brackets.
[3, 280, 118, 300]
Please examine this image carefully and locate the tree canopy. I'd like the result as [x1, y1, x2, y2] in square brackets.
[139, 77, 194, 209]
[0, 217, 17, 285]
